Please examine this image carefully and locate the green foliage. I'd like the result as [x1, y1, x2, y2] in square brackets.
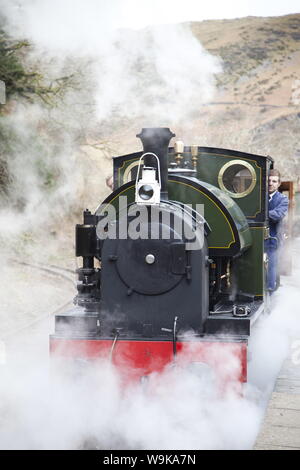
[0, 23, 75, 197]
[0, 30, 30, 103]
[0, 25, 73, 111]
[0, 117, 14, 192]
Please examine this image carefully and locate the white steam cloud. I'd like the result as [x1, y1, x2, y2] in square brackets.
[1, 239, 300, 450]
[0, 335, 261, 450]
[1, 0, 299, 451]
[1, 0, 221, 240]
[3, 0, 221, 124]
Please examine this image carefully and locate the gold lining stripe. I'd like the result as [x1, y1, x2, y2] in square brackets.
[123, 161, 141, 184]
[248, 226, 265, 296]
[169, 180, 236, 249]
[118, 157, 140, 186]
[199, 151, 261, 167]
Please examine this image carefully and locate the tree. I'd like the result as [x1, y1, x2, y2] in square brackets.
[0, 25, 72, 109]
[0, 23, 75, 194]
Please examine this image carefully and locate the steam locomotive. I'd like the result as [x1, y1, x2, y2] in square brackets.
[50, 128, 272, 387]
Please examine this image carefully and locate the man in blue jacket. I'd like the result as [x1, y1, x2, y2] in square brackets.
[266, 169, 289, 292]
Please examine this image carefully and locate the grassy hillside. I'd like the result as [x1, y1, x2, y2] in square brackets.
[185, 14, 300, 181]
[102, 14, 300, 182]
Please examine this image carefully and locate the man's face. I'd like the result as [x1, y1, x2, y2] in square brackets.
[268, 175, 280, 194]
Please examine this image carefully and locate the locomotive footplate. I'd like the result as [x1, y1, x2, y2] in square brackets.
[206, 300, 264, 335]
[54, 308, 99, 337]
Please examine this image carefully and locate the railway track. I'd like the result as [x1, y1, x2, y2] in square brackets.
[1, 260, 77, 341]
[9, 259, 76, 286]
